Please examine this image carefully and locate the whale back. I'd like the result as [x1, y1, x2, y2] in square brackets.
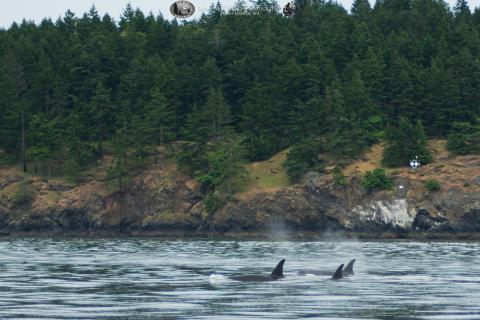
[271, 259, 285, 278]
[332, 264, 344, 280]
[344, 259, 356, 275]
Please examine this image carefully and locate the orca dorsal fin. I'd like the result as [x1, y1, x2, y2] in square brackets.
[271, 259, 285, 277]
[332, 264, 344, 280]
[344, 259, 356, 274]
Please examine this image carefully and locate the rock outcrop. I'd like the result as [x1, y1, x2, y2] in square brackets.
[1, 154, 480, 237]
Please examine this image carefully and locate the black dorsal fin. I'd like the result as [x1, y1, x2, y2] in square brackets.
[271, 259, 285, 277]
[344, 259, 356, 274]
[332, 264, 344, 280]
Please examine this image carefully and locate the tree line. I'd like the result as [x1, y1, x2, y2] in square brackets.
[0, 0, 479, 190]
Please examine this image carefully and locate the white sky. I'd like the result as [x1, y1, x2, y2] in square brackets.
[0, 0, 478, 29]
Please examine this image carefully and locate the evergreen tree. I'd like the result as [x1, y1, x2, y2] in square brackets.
[2, 51, 28, 171]
[176, 142, 208, 177]
[447, 122, 480, 155]
[131, 115, 150, 169]
[351, 0, 372, 20]
[283, 138, 323, 182]
[28, 114, 61, 177]
[242, 82, 286, 160]
[89, 80, 114, 156]
[0, 60, 20, 160]
[61, 112, 95, 181]
[0, 2, 479, 198]
[144, 86, 176, 164]
[343, 71, 375, 121]
[107, 128, 131, 190]
[421, 60, 459, 135]
[454, 0, 471, 22]
[198, 132, 247, 213]
[204, 1, 223, 24]
[202, 87, 231, 140]
[182, 103, 209, 143]
[324, 86, 368, 159]
[382, 118, 432, 167]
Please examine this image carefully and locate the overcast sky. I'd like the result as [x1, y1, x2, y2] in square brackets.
[1, 0, 479, 29]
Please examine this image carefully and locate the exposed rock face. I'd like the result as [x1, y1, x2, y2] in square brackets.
[1, 155, 480, 237]
[412, 209, 451, 232]
[213, 189, 335, 233]
[345, 199, 416, 232]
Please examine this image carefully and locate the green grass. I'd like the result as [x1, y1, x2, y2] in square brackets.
[425, 179, 441, 191]
[236, 150, 291, 194]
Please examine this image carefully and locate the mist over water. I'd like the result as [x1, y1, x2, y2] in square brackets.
[0, 238, 479, 319]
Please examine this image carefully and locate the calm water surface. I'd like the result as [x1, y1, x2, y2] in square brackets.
[0, 238, 479, 319]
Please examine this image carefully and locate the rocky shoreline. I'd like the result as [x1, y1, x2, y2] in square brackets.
[3, 230, 480, 240]
[1, 154, 480, 239]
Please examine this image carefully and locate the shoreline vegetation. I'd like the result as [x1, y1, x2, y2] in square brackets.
[1, 139, 479, 238]
[1, 140, 480, 238]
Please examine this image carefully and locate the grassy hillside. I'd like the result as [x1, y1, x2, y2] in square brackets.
[344, 139, 449, 175]
[2, 139, 479, 209]
[236, 149, 290, 198]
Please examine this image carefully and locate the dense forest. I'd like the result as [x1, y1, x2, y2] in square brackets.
[1, 0, 480, 210]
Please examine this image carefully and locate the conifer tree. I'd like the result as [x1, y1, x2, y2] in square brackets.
[89, 81, 114, 157]
[447, 122, 480, 155]
[1, 1, 480, 194]
[343, 71, 375, 121]
[182, 103, 209, 143]
[283, 138, 323, 182]
[454, 0, 471, 22]
[28, 114, 61, 177]
[382, 118, 432, 167]
[0, 60, 20, 158]
[351, 0, 372, 17]
[107, 128, 131, 190]
[131, 115, 150, 169]
[202, 87, 231, 140]
[2, 51, 27, 171]
[198, 132, 247, 213]
[324, 86, 368, 159]
[144, 86, 176, 164]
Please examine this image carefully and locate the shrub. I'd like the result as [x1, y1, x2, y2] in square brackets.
[12, 180, 34, 207]
[283, 139, 323, 182]
[204, 192, 225, 214]
[425, 179, 441, 192]
[361, 169, 393, 192]
[333, 166, 347, 186]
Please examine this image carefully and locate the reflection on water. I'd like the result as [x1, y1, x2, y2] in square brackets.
[0, 238, 479, 319]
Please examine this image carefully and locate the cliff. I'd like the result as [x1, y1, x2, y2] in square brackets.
[1, 141, 479, 238]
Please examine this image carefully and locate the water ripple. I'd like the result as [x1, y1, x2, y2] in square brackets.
[0, 239, 479, 319]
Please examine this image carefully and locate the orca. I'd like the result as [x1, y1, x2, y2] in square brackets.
[230, 259, 285, 282]
[297, 259, 356, 278]
[343, 259, 356, 276]
[332, 264, 344, 280]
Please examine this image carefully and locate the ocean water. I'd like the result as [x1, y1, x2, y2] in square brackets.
[0, 238, 479, 319]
